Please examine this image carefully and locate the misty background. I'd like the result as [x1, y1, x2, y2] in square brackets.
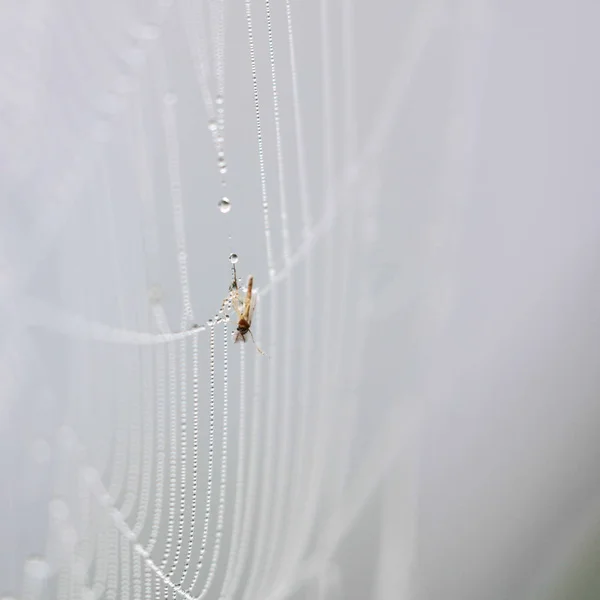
[1, 1, 600, 599]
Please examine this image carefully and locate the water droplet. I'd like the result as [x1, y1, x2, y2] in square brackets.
[208, 119, 218, 132]
[218, 156, 226, 168]
[218, 198, 231, 213]
[216, 135, 224, 144]
[207, 318, 214, 327]
[24, 555, 49, 580]
[163, 92, 177, 106]
[228, 253, 238, 264]
[215, 95, 224, 105]
[219, 165, 228, 175]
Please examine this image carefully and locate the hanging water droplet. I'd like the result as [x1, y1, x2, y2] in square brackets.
[228, 253, 238, 264]
[215, 95, 224, 105]
[218, 156, 226, 170]
[218, 197, 231, 213]
[208, 119, 218, 132]
[207, 318, 214, 327]
[219, 165, 227, 175]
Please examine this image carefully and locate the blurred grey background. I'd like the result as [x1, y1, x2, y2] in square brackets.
[1, 1, 600, 599]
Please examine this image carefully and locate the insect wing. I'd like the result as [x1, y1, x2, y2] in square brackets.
[246, 292, 257, 325]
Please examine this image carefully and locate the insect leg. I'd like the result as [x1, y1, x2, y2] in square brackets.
[248, 329, 267, 356]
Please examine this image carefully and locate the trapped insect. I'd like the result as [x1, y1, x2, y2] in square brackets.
[235, 276, 267, 355]
[223, 263, 266, 355]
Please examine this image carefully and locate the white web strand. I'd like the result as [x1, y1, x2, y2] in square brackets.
[160, 38, 196, 584]
[244, 0, 275, 278]
[189, 324, 229, 599]
[242, 298, 280, 600]
[145, 343, 167, 556]
[221, 317, 264, 600]
[218, 343, 246, 598]
[131, 343, 155, 539]
[157, 337, 178, 573]
[187, 324, 216, 592]
[177, 333, 200, 585]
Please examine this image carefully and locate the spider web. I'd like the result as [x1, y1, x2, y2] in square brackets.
[0, 1, 488, 599]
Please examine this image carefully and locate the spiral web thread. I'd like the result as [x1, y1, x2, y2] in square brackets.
[0, 0, 489, 599]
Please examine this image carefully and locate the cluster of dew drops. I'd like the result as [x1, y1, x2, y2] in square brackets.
[206, 252, 239, 329]
[208, 94, 232, 215]
[206, 95, 243, 330]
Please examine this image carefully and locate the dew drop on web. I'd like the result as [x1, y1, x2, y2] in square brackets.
[218, 197, 231, 213]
